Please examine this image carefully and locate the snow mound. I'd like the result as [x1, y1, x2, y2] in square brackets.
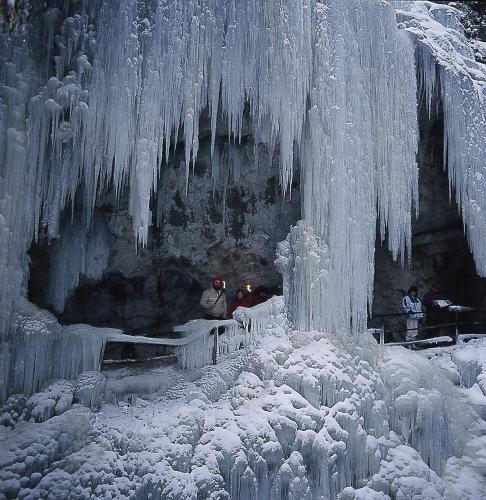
[1, 317, 480, 499]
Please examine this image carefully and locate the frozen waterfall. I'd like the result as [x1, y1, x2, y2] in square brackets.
[281, 0, 419, 334]
[1, 1, 486, 496]
[0, 0, 419, 344]
[0, 0, 486, 396]
[397, 1, 486, 275]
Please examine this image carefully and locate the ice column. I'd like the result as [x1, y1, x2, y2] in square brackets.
[283, 0, 419, 334]
[276, 222, 329, 332]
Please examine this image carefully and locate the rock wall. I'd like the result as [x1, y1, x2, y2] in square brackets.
[372, 98, 486, 338]
[29, 131, 300, 332]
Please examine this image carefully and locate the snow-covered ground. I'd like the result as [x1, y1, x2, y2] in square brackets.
[1, 301, 486, 499]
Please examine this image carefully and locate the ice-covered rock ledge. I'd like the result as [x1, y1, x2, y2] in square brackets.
[2, 301, 486, 499]
[0, 300, 119, 402]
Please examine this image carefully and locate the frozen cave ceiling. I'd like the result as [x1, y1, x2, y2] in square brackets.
[27, 97, 486, 333]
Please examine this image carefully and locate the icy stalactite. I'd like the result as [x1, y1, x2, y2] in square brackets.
[0, 28, 38, 344]
[1, 0, 419, 347]
[47, 212, 110, 313]
[398, 1, 486, 276]
[280, 0, 419, 334]
[0, 8, 95, 361]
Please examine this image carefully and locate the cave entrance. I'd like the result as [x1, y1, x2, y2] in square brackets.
[371, 84, 486, 341]
[27, 135, 301, 334]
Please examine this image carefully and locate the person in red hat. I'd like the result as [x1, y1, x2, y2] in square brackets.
[200, 276, 227, 320]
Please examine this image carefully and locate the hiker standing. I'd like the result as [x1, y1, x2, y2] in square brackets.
[422, 283, 452, 338]
[200, 276, 227, 320]
[402, 286, 423, 342]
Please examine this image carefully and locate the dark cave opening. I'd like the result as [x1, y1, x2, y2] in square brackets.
[371, 74, 486, 339]
[27, 134, 301, 334]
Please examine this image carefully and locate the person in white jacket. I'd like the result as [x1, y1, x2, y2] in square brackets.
[402, 286, 423, 342]
[200, 276, 227, 320]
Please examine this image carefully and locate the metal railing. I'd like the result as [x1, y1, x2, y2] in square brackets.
[368, 305, 486, 347]
[102, 319, 243, 369]
[101, 301, 276, 370]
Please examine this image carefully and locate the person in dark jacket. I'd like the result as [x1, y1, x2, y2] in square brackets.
[227, 289, 250, 319]
[251, 286, 268, 306]
[422, 284, 452, 338]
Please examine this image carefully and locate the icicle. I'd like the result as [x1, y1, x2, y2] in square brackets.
[47, 212, 110, 314]
[398, 1, 486, 276]
[282, 0, 418, 335]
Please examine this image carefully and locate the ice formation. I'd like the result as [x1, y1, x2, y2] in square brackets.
[1, 1, 486, 496]
[1, 300, 485, 499]
[47, 213, 110, 313]
[397, 1, 486, 275]
[1, 0, 485, 391]
[0, 0, 421, 354]
[0, 299, 113, 402]
[295, 0, 419, 334]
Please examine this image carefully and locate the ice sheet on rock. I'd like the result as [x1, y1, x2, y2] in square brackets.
[451, 339, 486, 394]
[234, 295, 286, 337]
[397, 1, 486, 276]
[367, 445, 446, 499]
[421, 337, 486, 496]
[47, 212, 110, 313]
[0, 380, 74, 427]
[339, 486, 390, 500]
[442, 433, 486, 499]
[1, 314, 483, 499]
[74, 371, 106, 408]
[0, 407, 92, 498]
[0, 300, 114, 401]
[381, 346, 474, 474]
[173, 319, 246, 370]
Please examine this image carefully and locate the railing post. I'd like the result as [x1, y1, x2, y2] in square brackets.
[455, 311, 459, 345]
[98, 341, 106, 371]
[212, 326, 219, 365]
